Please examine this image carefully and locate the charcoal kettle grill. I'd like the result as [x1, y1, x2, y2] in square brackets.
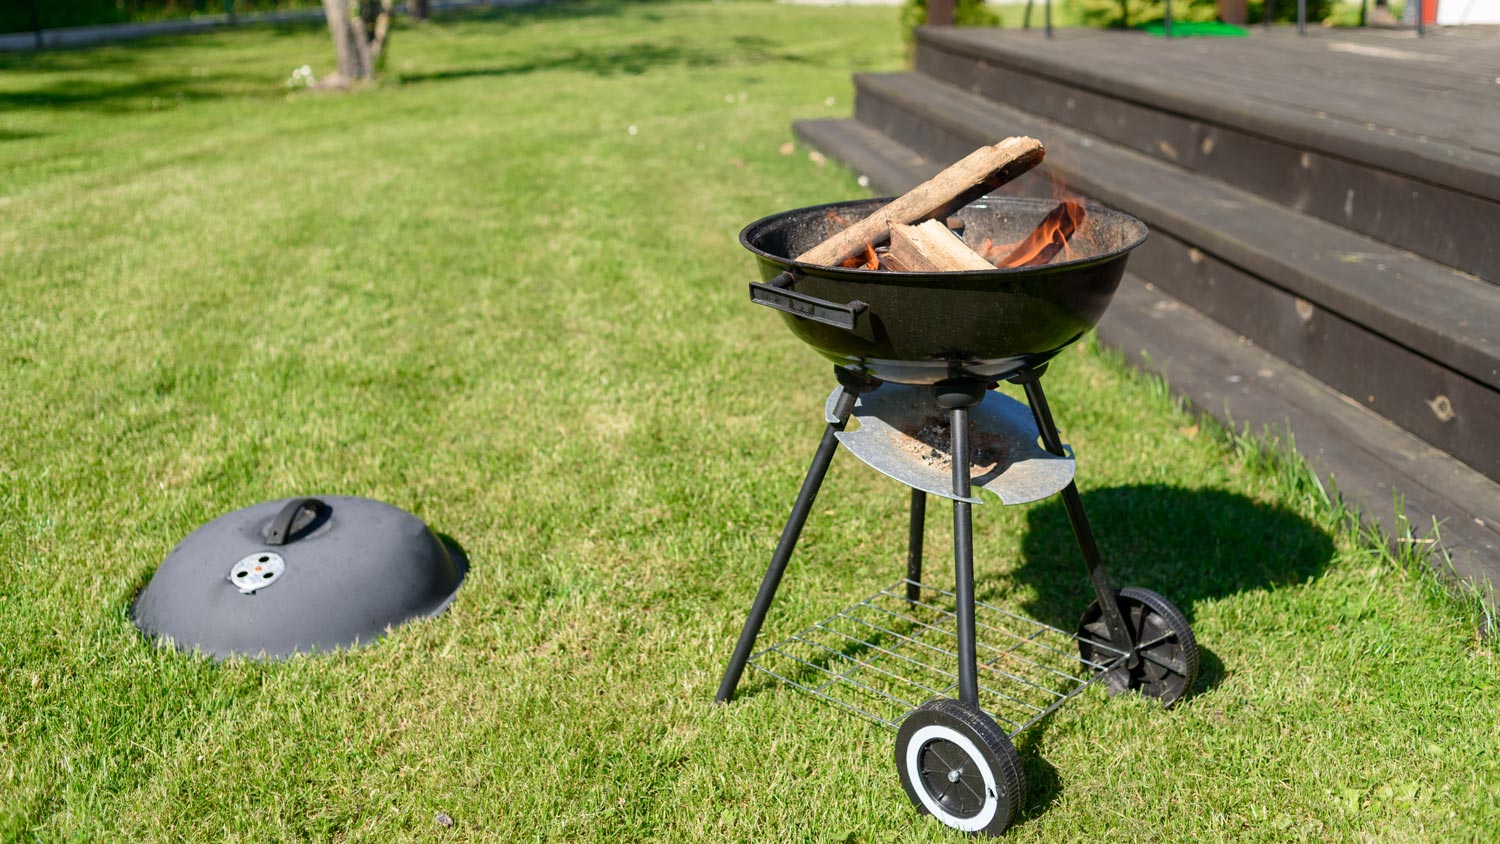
[717, 196, 1200, 836]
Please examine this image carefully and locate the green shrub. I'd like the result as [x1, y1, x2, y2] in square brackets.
[1, 0, 321, 35]
[901, 0, 1001, 43]
[1248, 0, 1336, 22]
[1063, 0, 1333, 26]
[1064, 0, 1218, 28]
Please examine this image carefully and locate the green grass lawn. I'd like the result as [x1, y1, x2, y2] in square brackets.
[1, 2, 1496, 841]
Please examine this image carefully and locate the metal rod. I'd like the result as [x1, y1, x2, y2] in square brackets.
[1164, 0, 1173, 37]
[886, 592, 1105, 680]
[950, 404, 980, 708]
[825, 613, 1052, 714]
[853, 601, 1080, 693]
[1018, 375, 1135, 655]
[796, 635, 949, 700]
[758, 651, 915, 717]
[1009, 666, 1116, 735]
[1045, 0, 1053, 38]
[906, 490, 925, 602]
[1415, 0, 1424, 36]
[894, 580, 1129, 659]
[1298, 0, 1307, 35]
[715, 387, 858, 703]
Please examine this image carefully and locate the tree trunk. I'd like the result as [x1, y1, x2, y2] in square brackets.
[322, 0, 369, 83]
[362, 0, 394, 74]
[410, 0, 430, 21]
[321, 0, 392, 84]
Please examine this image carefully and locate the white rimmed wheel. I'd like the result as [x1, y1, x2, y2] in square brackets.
[895, 699, 1025, 837]
[1078, 587, 1200, 708]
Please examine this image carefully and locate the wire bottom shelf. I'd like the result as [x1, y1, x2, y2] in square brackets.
[747, 579, 1129, 736]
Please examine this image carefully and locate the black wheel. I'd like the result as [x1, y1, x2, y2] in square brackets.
[895, 698, 1026, 836]
[1078, 586, 1199, 708]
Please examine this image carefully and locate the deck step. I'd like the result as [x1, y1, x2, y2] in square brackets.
[840, 70, 1500, 482]
[914, 26, 1500, 280]
[793, 118, 938, 195]
[792, 110, 1500, 593]
[1098, 275, 1500, 602]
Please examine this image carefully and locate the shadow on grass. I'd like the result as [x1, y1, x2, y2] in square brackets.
[986, 481, 1327, 827]
[0, 0, 670, 112]
[1010, 484, 1336, 635]
[397, 34, 805, 84]
[0, 25, 323, 113]
[438, 0, 669, 27]
[1011, 717, 1062, 823]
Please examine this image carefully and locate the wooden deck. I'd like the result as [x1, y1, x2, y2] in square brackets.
[927, 25, 1500, 200]
[979, 26, 1500, 157]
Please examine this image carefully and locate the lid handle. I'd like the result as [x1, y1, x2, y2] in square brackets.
[266, 498, 326, 546]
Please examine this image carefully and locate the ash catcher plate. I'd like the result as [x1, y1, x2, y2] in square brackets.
[827, 385, 1074, 504]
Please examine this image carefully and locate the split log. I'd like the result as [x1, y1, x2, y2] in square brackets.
[795, 136, 1045, 268]
[887, 220, 994, 272]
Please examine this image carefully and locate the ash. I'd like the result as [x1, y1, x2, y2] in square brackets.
[895, 415, 1008, 477]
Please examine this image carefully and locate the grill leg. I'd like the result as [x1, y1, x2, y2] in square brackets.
[716, 374, 872, 703]
[906, 490, 926, 602]
[1013, 369, 1134, 654]
[936, 383, 987, 709]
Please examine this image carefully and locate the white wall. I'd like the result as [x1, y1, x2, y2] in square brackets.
[1438, 0, 1500, 23]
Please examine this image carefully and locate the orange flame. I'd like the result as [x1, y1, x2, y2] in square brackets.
[973, 163, 1092, 269]
[996, 198, 1087, 268]
[825, 209, 881, 270]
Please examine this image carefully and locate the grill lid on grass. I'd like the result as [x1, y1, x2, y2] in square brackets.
[132, 496, 466, 660]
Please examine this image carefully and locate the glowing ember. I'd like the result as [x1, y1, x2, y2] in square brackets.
[838, 242, 881, 270]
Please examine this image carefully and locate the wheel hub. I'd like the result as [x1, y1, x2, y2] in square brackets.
[919, 739, 986, 818]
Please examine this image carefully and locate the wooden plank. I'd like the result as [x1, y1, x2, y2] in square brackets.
[1129, 229, 1500, 479]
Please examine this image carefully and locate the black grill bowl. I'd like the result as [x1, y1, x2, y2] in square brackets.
[739, 196, 1148, 385]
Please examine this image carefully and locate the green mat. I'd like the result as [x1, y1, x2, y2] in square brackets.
[1137, 20, 1251, 36]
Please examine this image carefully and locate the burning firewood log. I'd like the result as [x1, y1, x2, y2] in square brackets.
[795, 137, 1045, 268]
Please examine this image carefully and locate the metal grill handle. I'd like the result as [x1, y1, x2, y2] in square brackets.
[749, 271, 867, 331]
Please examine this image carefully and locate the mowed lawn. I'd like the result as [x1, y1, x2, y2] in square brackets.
[1, 2, 1497, 841]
